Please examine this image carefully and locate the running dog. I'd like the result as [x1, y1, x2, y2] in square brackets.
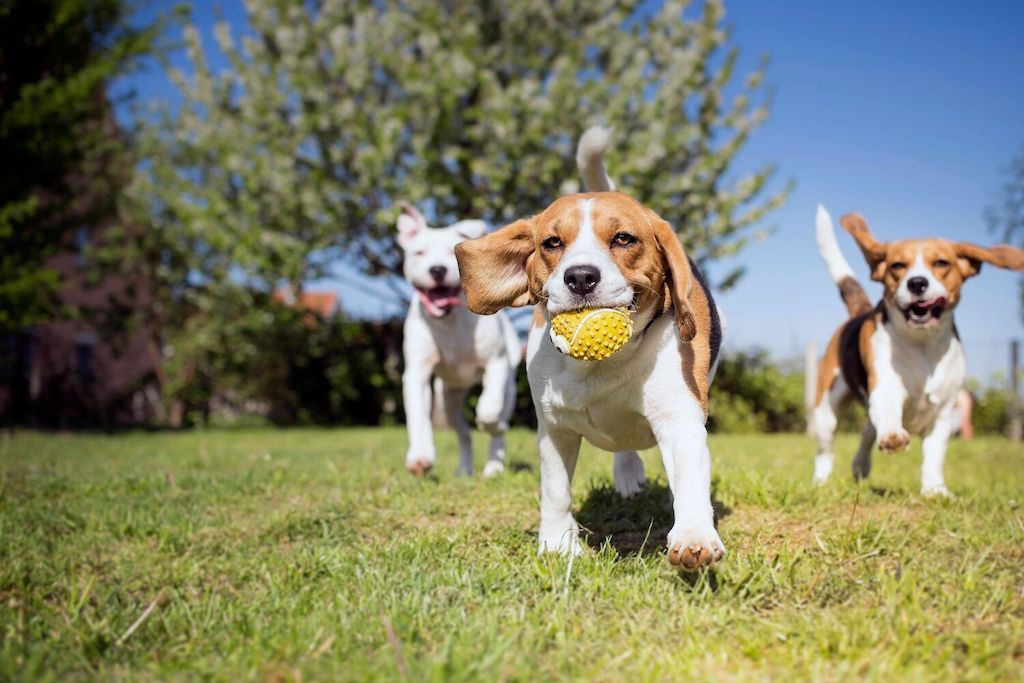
[811, 205, 1024, 495]
[454, 129, 725, 570]
[398, 203, 520, 477]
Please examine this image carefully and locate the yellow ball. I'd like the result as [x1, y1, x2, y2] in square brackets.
[548, 307, 634, 361]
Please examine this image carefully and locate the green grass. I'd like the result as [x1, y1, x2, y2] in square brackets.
[1, 428, 1023, 681]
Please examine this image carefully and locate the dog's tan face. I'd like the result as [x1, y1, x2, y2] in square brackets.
[454, 192, 700, 341]
[842, 213, 1024, 330]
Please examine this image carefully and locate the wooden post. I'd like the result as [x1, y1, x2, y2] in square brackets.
[1010, 340, 1022, 442]
[805, 340, 818, 435]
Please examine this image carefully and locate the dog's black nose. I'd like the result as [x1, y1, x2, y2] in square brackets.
[907, 276, 928, 295]
[564, 265, 601, 295]
[429, 265, 447, 283]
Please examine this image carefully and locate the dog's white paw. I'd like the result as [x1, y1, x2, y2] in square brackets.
[476, 417, 508, 436]
[666, 523, 725, 571]
[877, 429, 911, 454]
[921, 484, 953, 498]
[538, 524, 583, 557]
[482, 460, 504, 478]
[613, 453, 646, 498]
[812, 454, 834, 486]
[405, 457, 434, 476]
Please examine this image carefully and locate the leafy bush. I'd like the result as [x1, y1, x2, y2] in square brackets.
[709, 349, 806, 433]
[966, 378, 1012, 435]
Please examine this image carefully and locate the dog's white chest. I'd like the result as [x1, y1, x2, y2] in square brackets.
[873, 322, 965, 434]
[526, 319, 687, 453]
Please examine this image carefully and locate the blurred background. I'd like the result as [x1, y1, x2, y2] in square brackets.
[2, 0, 1022, 434]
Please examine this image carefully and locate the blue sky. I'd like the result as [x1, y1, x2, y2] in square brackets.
[712, 0, 1024, 381]
[119, 0, 1024, 381]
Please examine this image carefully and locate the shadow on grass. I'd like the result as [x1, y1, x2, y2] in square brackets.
[508, 460, 534, 474]
[576, 481, 731, 558]
[868, 484, 909, 498]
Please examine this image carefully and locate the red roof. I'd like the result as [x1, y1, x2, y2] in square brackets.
[273, 289, 339, 318]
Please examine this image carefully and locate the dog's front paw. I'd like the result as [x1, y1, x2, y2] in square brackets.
[482, 460, 504, 478]
[476, 417, 509, 436]
[878, 429, 911, 454]
[921, 484, 953, 498]
[667, 524, 725, 571]
[406, 458, 434, 476]
[538, 523, 583, 557]
[406, 448, 435, 476]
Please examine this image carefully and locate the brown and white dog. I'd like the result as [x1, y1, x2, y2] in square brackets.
[812, 205, 1024, 495]
[454, 128, 725, 570]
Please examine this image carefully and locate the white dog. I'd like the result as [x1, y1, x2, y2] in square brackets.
[397, 203, 521, 477]
[454, 129, 726, 570]
[812, 205, 1024, 495]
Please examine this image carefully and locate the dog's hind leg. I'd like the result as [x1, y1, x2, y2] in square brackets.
[613, 451, 646, 498]
[851, 422, 876, 482]
[443, 384, 473, 476]
[812, 375, 849, 485]
[483, 366, 517, 478]
[476, 357, 512, 435]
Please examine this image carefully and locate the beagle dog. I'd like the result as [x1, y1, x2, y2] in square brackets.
[454, 129, 725, 570]
[812, 205, 1024, 495]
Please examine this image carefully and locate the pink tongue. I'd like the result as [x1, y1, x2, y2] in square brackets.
[419, 288, 461, 317]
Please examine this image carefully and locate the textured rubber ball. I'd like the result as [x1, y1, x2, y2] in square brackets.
[548, 307, 634, 361]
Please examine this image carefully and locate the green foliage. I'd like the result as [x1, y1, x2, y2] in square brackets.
[136, 0, 787, 278]
[2, 429, 1023, 679]
[0, 0, 160, 331]
[158, 287, 405, 427]
[966, 378, 1012, 436]
[710, 349, 806, 433]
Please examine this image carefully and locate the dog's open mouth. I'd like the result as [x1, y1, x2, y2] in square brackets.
[417, 285, 462, 318]
[903, 297, 946, 327]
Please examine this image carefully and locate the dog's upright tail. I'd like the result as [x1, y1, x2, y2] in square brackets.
[816, 204, 872, 317]
[576, 126, 616, 192]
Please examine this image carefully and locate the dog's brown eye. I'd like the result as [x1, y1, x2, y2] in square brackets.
[933, 259, 950, 268]
[542, 236, 563, 250]
[612, 232, 637, 247]
[890, 262, 907, 272]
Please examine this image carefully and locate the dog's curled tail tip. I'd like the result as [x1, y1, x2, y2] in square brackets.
[576, 126, 616, 192]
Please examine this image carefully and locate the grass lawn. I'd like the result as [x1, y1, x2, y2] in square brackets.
[1, 427, 1023, 681]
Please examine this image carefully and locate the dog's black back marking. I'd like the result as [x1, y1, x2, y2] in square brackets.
[839, 303, 888, 403]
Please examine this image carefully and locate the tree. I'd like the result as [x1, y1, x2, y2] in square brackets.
[134, 0, 787, 283]
[986, 147, 1024, 316]
[0, 0, 160, 332]
[125, 0, 790, 421]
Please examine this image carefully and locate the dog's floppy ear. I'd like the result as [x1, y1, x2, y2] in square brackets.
[841, 213, 888, 281]
[953, 242, 1024, 279]
[454, 218, 537, 314]
[397, 203, 428, 248]
[453, 219, 486, 241]
[649, 211, 697, 342]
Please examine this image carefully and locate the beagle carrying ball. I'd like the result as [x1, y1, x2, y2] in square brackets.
[454, 128, 726, 570]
